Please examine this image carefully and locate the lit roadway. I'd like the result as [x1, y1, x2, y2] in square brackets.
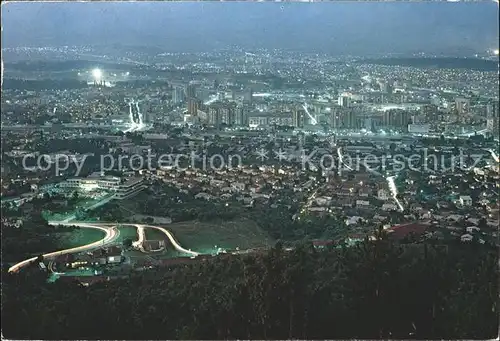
[337, 146, 404, 211]
[8, 222, 120, 273]
[128, 223, 198, 257]
[8, 222, 199, 273]
[386, 175, 405, 212]
[124, 100, 146, 133]
[132, 224, 147, 252]
[142, 224, 199, 257]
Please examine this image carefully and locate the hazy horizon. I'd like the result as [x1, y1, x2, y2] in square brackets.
[2, 2, 499, 56]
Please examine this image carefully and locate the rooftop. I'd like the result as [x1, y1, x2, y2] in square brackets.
[387, 223, 429, 240]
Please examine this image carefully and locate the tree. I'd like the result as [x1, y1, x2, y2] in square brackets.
[477, 217, 487, 229]
[1, 238, 497, 340]
[122, 238, 133, 248]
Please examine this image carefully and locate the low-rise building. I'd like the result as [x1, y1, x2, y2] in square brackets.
[59, 174, 145, 200]
[356, 200, 370, 207]
[378, 189, 390, 201]
[459, 195, 473, 206]
[460, 234, 473, 242]
[382, 203, 398, 211]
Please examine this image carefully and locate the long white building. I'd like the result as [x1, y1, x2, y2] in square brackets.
[59, 173, 145, 200]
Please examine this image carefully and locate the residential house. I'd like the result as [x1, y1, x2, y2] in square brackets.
[378, 189, 390, 200]
[356, 200, 370, 207]
[466, 226, 480, 233]
[346, 216, 364, 226]
[195, 192, 213, 200]
[459, 195, 472, 206]
[231, 182, 246, 192]
[358, 188, 372, 198]
[460, 234, 473, 242]
[382, 203, 398, 211]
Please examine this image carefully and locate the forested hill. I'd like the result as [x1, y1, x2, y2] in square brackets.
[2, 238, 497, 340]
[356, 57, 498, 71]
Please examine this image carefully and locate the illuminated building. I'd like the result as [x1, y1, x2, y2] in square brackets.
[220, 103, 236, 126]
[292, 107, 305, 128]
[330, 107, 341, 129]
[337, 95, 351, 108]
[455, 97, 470, 115]
[207, 101, 237, 128]
[383, 110, 412, 130]
[59, 174, 145, 200]
[235, 105, 249, 126]
[487, 116, 499, 136]
[486, 101, 498, 119]
[187, 98, 202, 116]
[268, 114, 293, 127]
[341, 108, 358, 129]
[248, 113, 270, 128]
[408, 124, 430, 134]
[243, 88, 253, 103]
[486, 101, 499, 137]
[172, 87, 185, 104]
[379, 80, 393, 94]
[208, 105, 222, 128]
[186, 84, 197, 99]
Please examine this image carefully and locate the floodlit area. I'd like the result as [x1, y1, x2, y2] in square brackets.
[124, 100, 147, 133]
[91, 68, 102, 80]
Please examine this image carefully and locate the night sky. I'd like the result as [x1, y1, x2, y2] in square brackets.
[2, 2, 498, 55]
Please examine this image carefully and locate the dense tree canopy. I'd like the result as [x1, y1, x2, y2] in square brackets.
[2, 238, 497, 340]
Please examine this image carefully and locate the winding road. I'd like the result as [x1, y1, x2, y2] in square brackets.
[142, 224, 199, 257]
[132, 224, 147, 251]
[8, 222, 119, 273]
[8, 222, 198, 273]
